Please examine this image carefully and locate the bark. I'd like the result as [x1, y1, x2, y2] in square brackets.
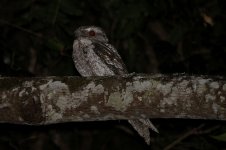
[0, 74, 226, 125]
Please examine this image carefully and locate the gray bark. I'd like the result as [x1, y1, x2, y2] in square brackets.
[0, 74, 226, 125]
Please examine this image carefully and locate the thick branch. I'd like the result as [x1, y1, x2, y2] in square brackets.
[0, 74, 226, 124]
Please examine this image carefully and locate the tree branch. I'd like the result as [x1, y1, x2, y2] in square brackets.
[0, 74, 226, 125]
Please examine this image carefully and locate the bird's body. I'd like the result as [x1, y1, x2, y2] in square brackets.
[72, 26, 158, 144]
[73, 38, 127, 76]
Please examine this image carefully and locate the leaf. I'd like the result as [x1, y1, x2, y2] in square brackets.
[212, 133, 226, 142]
[31, 0, 59, 25]
[12, 0, 32, 12]
[60, 1, 83, 16]
[46, 38, 64, 52]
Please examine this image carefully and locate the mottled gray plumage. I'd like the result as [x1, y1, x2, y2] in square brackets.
[72, 26, 158, 144]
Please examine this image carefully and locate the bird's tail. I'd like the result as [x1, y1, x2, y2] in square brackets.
[128, 119, 158, 145]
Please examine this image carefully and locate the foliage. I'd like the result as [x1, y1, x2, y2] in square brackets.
[212, 133, 226, 142]
[1, 0, 226, 149]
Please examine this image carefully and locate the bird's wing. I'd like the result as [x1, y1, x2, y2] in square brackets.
[92, 41, 128, 75]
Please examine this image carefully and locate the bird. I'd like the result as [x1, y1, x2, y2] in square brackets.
[72, 26, 158, 144]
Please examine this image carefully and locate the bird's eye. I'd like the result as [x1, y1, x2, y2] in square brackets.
[88, 30, 96, 36]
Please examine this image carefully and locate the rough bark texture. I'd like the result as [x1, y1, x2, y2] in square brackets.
[0, 74, 226, 125]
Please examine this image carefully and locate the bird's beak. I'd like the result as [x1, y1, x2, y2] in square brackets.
[74, 29, 80, 38]
[74, 31, 78, 38]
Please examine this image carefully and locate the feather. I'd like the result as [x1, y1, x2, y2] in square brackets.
[72, 26, 158, 145]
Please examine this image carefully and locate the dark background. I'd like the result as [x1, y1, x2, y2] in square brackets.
[0, 0, 226, 149]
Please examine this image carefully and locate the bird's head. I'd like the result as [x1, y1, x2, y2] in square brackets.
[75, 26, 109, 43]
